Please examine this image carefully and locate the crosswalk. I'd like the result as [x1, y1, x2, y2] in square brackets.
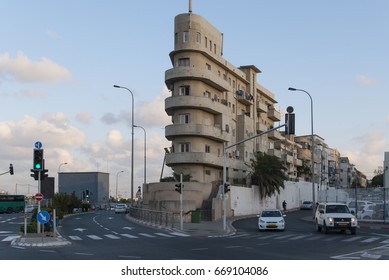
[63, 231, 190, 241]
[1, 230, 190, 243]
[224, 232, 389, 244]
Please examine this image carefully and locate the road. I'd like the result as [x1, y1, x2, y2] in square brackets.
[1, 210, 389, 260]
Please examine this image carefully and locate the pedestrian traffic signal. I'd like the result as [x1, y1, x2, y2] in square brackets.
[175, 183, 182, 194]
[33, 149, 44, 170]
[30, 169, 39, 180]
[9, 164, 14, 175]
[224, 183, 230, 194]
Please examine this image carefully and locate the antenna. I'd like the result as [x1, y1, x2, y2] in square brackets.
[189, 0, 192, 13]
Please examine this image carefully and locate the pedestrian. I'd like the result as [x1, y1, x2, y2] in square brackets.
[282, 200, 287, 212]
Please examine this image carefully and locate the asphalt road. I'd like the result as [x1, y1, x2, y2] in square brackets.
[1, 210, 389, 260]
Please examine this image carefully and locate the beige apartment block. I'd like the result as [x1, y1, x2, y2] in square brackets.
[164, 11, 285, 186]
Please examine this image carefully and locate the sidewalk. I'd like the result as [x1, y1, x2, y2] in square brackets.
[11, 232, 71, 247]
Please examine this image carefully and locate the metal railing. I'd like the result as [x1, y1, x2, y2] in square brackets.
[128, 207, 176, 228]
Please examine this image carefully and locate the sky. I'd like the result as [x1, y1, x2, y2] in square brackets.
[1, 0, 388, 197]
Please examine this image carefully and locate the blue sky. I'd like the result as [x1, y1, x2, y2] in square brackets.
[1, 0, 388, 196]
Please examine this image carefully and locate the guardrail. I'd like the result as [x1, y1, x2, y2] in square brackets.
[128, 207, 176, 228]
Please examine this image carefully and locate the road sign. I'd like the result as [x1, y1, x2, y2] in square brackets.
[34, 141, 42, 149]
[35, 193, 43, 201]
[37, 210, 51, 224]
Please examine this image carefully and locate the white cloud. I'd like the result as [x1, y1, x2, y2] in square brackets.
[75, 112, 93, 124]
[356, 74, 378, 86]
[343, 131, 387, 177]
[0, 52, 72, 83]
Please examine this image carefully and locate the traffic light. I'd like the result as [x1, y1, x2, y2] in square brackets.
[285, 113, 295, 135]
[41, 159, 48, 180]
[9, 164, 14, 175]
[86, 190, 89, 198]
[33, 149, 44, 170]
[82, 191, 85, 200]
[175, 183, 182, 194]
[30, 169, 39, 180]
[224, 183, 230, 194]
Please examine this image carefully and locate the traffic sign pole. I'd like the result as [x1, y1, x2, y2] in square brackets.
[37, 172, 41, 234]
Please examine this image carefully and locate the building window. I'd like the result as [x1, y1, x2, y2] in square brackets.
[205, 37, 208, 48]
[183, 31, 189, 43]
[205, 145, 210, 153]
[180, 143, 190, 152]
[206, 63, 211, 70]
[179, 114, 190, 124]
[196, 32, 201, 43]
[205, 170, 211, 176]
[179, 86, 190, 96]
[203, 91, 211, 98]
[214, 43, 216, 54]
[210, 40, 212, 51]
[178, 58, 190, 67]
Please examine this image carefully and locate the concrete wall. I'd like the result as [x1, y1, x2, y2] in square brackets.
[230, 181, 315, 216]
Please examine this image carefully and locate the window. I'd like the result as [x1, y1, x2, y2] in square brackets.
[205, 145, 210, 153]
[214, 43, 216, 54]
[205, 37, 208, 48]
[196, 32, 201, 43]
[179, 86, 190, 96]
[206, 63, 211, 70]
[205, 170, 211, 176]
[210, 40, 212, 51]
[179, 114, 190, 124]
[203, 91, 211, 98]
[180, 143, 190, 152]
[183, 31, 189, 43]
[178, 58, 190, 67]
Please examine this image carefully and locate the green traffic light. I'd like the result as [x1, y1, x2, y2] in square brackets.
[35, 163, 41, 169]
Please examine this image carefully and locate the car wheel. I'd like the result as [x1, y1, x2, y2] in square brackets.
[315, 220, 322, 232]
[323, 222, 329, 234]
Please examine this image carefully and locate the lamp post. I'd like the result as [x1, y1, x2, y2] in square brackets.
[133, 125, 147, 193]
[288, 87, 315, 214]
[116, 170, 124, 202]
[58, 162, 68, 193]
[113, 85, 135, 205]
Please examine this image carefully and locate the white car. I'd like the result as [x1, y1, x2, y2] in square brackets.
[300, 201, 313, 210]
[257, 209, 286, 231]
[114, 203, 128, 214]
[315, 202, 357, 234]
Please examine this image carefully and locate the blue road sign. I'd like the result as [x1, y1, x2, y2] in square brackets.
[37, 210, 51, 224]
[34, 141, 42, 149]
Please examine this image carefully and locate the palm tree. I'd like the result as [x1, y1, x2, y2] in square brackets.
[250, 152, 288, 199]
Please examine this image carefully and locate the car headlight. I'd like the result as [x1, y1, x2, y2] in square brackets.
[351, 217, 356, 223]
[327, 217, 334, 223]
[259, 219, 265, 223]
[279, 219, 285, 224]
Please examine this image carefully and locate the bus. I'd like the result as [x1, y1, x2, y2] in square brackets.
[0, 195, 26, 213]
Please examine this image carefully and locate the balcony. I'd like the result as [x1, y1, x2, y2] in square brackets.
[268, 149, 282, 158]
[165, 124, 229, 142]
[165, 96, 229, 116]
[268, 130, 283, 140]
[165, 67, 230, 92]
[236, 90, 254, 105]
[268, 108, 281, 121]
[256, 101, 268, 113]
[165, 152, 223, 168]
[256, 122, 267, 133]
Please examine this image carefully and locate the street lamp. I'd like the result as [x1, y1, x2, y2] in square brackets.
[113, 85, 135, 205]
[288, 87, 315, 214]
[133, 125, 147, 193]
[58, 162, 68, 193]
[116, 170, 124, 202]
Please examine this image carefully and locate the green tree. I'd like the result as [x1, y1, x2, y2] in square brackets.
[250, 152, 288, 199]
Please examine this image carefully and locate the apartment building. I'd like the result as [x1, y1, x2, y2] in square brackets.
[164, 11, 289, 185]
